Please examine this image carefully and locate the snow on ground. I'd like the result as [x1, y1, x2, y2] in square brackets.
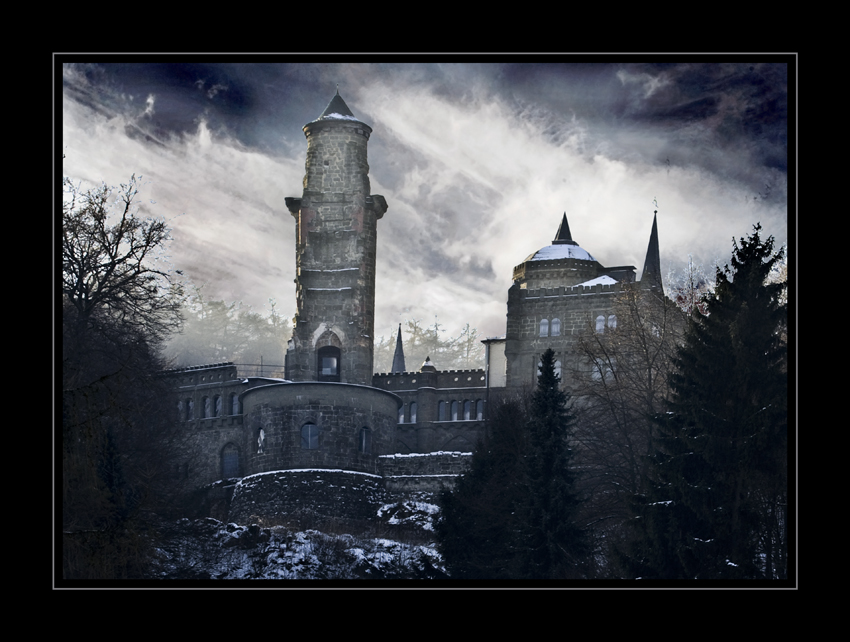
[150, 500, 447, 580]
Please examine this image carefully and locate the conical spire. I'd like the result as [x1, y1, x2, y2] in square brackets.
[391, 324, 406, 373]
[318, 89, 356, 120]
[640, 212, 663, 293]
[552, 213, 578, 245]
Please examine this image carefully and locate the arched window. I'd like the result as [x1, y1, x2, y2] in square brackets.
[359, 427, 371, 454]
[301, 423, 319, 449]
[608, 314, 617, 330]
[230, 393, 240, 416]
[451, 401, 459, 421]
[318, 346, 341, 382]
[540, 319, 549, 337]
[551, 318, 561, 336]
[555, 360, 562, 380]
[409, 402, 417, 424]
[257, 428, 265, 454]
[398, 405, 405, 424]
[438, 401, 447, 421]
[596, 315, 605, 333]
[214, 395, 222, 417]
[476, 399, 484, 421]
[203, 397, 211, 419]
[463, 400, 472, 420]
[187, 399, 194, 420]
[221, 443, 239, 478]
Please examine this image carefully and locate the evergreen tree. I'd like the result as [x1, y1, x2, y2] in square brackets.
[436, 399, 528, 579]
[520, 348, 589, 579]
[623, 224, 787, 580]
[437, 349, 589, 580]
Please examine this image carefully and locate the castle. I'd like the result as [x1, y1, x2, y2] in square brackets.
[165, 92, 663, 522]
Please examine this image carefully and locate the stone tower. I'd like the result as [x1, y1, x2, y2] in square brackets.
[285, 92, 388, 385]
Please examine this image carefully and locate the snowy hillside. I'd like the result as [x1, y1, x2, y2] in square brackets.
[149, 500, 447, 580]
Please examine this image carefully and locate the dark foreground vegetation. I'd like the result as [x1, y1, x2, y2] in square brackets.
[61, 173, 788, 581]
[436, 225, 788, 581]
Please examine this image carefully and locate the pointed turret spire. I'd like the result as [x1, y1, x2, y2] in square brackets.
[640, 212, 663, 293]
[391, 324, 406, 373]
[552, 212, 578, 245]
[318, 89, 356, 120]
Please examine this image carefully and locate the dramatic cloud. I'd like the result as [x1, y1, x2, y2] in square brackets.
[60, 59, 790, 342]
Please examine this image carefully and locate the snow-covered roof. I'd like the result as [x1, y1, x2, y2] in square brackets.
[525, 243, 596, 262]
[319, 112, 361, 121]
[573, 275, 617, 288]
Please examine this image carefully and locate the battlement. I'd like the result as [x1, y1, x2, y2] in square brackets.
[518, 281, 622, 300]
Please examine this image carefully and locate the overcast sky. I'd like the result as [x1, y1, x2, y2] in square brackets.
[60, 58, 791, 341]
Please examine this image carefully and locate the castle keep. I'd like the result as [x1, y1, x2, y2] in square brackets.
[166, 92, 663, 520]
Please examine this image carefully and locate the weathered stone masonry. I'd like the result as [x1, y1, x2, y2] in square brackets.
[165, 92, 665, 525]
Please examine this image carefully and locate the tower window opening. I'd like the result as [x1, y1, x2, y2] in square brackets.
[221, 443, 239, 478]
[540, 319, 549, 337]
[596, 315, 605, 333]
[359, 427, 371, 454]
[318, 346, 341, 382]
[301, 423, 319, 449]
[551, 318, 561, 336]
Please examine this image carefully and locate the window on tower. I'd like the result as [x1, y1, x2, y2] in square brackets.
[318, 346, 341, 382]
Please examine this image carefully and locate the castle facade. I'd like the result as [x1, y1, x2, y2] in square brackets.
[166, 92, 662, 513]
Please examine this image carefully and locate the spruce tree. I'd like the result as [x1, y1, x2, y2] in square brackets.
[624, 224, 787, 580]
[436, 399, 528, 579]
[520, 348, 589, 579]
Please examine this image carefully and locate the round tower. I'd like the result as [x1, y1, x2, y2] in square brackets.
[285, 92, 388, 385]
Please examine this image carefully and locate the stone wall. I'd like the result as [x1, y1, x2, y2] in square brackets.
[241, 382, 399, 476]
[227, 469, 389, 525]
[505, 282, 622, 390]
[379, 451, 472, 493]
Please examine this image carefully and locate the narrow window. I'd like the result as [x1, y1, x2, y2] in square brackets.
[214, 395, 222, 417]
[230, 393, 240, 416]
[359, 427, 372, 454]
[257, 428, 265, 454]
[463, 400, 471, 420]
[319, 346, 340, 381]
[318, 346, 341, 382]
[555, 360, 562, 380]
[596, 315, 605, 333]
[222, 443, 239, 478]
[438, 401, 447, 421]
[551, 318, 561, 336]
[608, 314, 617, 330]
[301, 423, 319, 449]
[451, 401, 459, 421]
[203, 397, 211, 419]
[187, 399, 194, 420]
[398, 405, 405, 424]
[539, 319, 549, 337]
[476, 400, 484, 421]
[409, 402, 417, 424]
